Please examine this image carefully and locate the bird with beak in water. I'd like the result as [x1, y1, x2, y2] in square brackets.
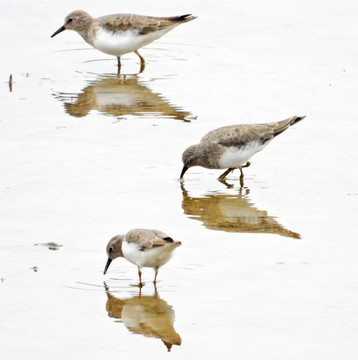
[180, 115, 306, 186]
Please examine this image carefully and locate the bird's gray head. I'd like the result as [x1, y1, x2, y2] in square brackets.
[180, 143, 217, 179]
[51, 10, 92, 38]
[103, 235, 124, 275]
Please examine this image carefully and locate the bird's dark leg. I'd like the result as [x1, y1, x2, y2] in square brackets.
[153, 267, 159, 284]
[239, 168, 244, 187]
[137, 266, 143, 287]
[218, 178, 234, 189]
[135, 50, 146, 73]
[117, 57, 121, 74]
[239, 162, 250, 187]
[218, 168, 235, 180]
[153, 281, 158, 295]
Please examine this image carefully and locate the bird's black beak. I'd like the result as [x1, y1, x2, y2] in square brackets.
[103, 258, 112, 275]
[180, 165, 188, 179]
[51, 25, 66, 38]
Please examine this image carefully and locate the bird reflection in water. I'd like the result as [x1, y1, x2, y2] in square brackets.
[54, 73, 194, 121]
[181, 183, 300, 239]
[104, 283, 181, 351]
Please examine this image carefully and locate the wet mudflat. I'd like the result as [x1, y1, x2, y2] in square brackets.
[1, 0, 358, 359]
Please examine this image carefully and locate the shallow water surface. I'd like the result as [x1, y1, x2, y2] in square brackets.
[181, 184, 301, 238]
[104, 283, 182, 351]
[54, 73, 194, 121]
[1, 0, 358, 359]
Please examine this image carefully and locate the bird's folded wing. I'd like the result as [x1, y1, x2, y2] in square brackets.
[201, 123, 278, 147]
[126, 229, 173, 251]
[99, 14, 178, 34]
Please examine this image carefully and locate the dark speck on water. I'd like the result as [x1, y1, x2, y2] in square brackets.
[34, 242, 63, 251]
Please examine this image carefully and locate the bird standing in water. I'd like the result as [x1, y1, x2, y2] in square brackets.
[104, 229, 181, 286]
[51, 10, 197, 73]
[180, 115, 306, 186]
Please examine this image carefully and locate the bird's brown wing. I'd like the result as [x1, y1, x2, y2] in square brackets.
[99, 14, 194, 35]
[125, 229, 174, 251]
[201, 116, 302, 147]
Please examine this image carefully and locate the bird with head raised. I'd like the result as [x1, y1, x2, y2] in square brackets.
[180, 115, 306, 186]
[104, 229, 181, 286]
[51, 10, 197, 72]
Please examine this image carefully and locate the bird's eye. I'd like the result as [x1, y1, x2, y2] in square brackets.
[108, 246, 113, 253]
[67, 18, 73, 23]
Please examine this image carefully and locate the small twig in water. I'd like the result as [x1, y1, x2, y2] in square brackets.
[9, 74, 13, 92]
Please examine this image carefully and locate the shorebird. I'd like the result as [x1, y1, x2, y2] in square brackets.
[180, 115, 306, 185]
[51, 10, 196, 72]
[103, 229, 181, 286]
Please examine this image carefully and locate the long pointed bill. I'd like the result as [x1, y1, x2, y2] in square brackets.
[51, 25, 66, 38]
[103, 258, 112, 275]
[180, 165, 188, 179]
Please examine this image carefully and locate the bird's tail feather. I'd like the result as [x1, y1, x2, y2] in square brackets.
[291, 115, 306, 126]
[273, 115, 306, 137]
[167, 14, 197, 23]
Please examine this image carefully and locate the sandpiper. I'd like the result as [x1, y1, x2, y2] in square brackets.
[51, 10, 196, 72]
[103, 229, 181, 286]
[180, 115, 306, 185]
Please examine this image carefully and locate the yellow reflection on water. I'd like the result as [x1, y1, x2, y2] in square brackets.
[181, 184, 300, 239]
[104, 283, 181, 351]
[54, 74, 194, 121]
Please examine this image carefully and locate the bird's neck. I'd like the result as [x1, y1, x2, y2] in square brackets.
[197, 143, 222, 169]
[76, 19, 94, 45]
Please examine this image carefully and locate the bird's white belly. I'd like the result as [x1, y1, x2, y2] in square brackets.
[218, 141, 268, 168]
[93, 28, 170, 56]
[122, 242, 174, 268]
